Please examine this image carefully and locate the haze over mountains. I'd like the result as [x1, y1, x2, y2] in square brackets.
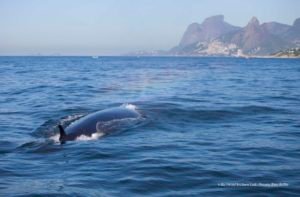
[170, 15, 300, 56]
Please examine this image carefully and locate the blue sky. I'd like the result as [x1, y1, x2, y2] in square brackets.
[0, 0, 299, 55]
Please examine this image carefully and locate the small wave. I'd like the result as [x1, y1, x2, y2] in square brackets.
[0, 140, 18, 154]
[148, 103, 291, 123]
[236, 105, 289, 114]
[268, 95, 300, 102]
[16, 140, 62, 154]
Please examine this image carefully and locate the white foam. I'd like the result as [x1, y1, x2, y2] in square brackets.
[49, 133, 60, 143]
[76, 132, 105, 141]
[122, 103, 137, 110]
[49, 131, 105, 143]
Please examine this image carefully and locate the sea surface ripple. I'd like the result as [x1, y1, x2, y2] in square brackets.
[0, 56, 300, 196]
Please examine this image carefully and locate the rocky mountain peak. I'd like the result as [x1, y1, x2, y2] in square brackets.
[247, 17, 260, 27]
[283, 17, 300, 43]
[293, 18, 300, 27]
[202, 15, 224, 24]
[175, 15, 239, 50]
[186, 23, 201, 31]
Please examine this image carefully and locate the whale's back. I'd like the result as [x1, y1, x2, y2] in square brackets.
[62, 106, 140, 141]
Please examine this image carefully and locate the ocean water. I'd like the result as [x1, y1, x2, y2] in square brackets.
[0, 56, 299, 196]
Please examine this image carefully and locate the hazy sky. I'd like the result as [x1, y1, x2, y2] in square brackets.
[0, 0, 299, 55]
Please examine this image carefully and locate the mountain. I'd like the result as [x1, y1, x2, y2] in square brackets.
[219, 17, 291, 55]
[171, 15, 240, 53]
[170, 15, 300, 56]
[283, 18, 300, 45]
[261, 22, 291, 36]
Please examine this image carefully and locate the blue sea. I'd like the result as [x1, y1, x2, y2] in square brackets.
[0, 56, 299, 196]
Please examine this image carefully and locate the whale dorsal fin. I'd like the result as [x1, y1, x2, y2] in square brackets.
[58, 125, 66, 142]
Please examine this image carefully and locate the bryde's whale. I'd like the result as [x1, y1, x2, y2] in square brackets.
[58, 105, 140, 143]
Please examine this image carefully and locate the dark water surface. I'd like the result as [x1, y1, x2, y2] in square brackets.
[0, 56, 299, 196]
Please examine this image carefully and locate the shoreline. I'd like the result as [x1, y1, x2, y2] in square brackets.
[0, 55, 299, 59]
